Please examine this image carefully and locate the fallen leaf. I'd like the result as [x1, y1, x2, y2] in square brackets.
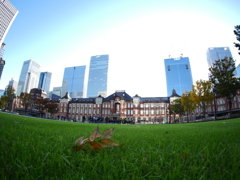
[90, 126, 101, 141]
[99, 139, 125, 147]
[72, 145, 86, 151]
[101, 128, 114, 139]
[74, 136, 84, 145]
[89, 141, 104, 150]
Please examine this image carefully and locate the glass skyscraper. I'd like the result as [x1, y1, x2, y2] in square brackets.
[38, 72, 52, 93]
[207, 47, 237, 76]
[61, 66, 86, 98]
[0, 0, 18, 47]
[206, 47, 233, 67]
[87, 54, 109, 98]
[0, 0, 18, 79]
[8, 78, 18, 92]
[164, 57, 193, 96]
[17, 60, 41, 96]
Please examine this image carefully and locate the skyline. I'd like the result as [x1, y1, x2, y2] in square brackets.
[0, 0, 240, 97]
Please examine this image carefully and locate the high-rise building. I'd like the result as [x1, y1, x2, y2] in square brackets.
[0, 56, 5, 80]
[0, 0, 18, 46]
[61, 66, 86, 98]
[50, 86, 61, 99]
[8, 78, 18, 92]
[236, 64, 240, 78]
[206, 47, 233, 67]
[16, 60, 41, 96]
[207, 47, 237, 76]
[87, 54, 109, 98]
[0, 89, 4, 97]
[0, 0, 18, 79]
[38, 72, 52, 93]
[164, 56, 193, 96]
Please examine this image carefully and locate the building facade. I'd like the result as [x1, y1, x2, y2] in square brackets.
[38, 71, 52, 94]
[0, 57, 5, 80]
[206, 47, 233, 67]
[50, 86, 61, 99]
[0, 0, 18, 47]
[87, 54, 109, 98]
[207, 47, 237, 76]
[164, 56, 193, 96]
[8, 78, 18, 92]
[0, 0, 18, 79]
[16, 60, 41, 96]
[61, 66, 86, 98]
[57, 90, 170, 123]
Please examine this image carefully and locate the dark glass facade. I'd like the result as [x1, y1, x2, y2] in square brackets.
[38, 72, 52, 93]
[164, 57, 193, 96]
[87, 54, 109, 97]
[61, 66, 86, 98]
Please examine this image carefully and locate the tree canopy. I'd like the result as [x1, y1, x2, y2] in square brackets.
[209, 57, 240, 118]
[191, 80, 214, 119]
[171, 98, 185, 122]
[3, 85, 15, 111]
[234, 25, 240, 55]
[181, 91, 197, 123]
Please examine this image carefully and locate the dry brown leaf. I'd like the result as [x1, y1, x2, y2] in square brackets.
[99, 139, 125, 147]
[89, 141, 104, 151]
[101, 128, 114, 139]
[89, 125, 101, 141]
[81, 138, 90, 145]
[72, 145, 86, 151]
[74, 136, 84, 145]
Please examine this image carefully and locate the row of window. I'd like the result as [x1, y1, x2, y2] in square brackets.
[67, 102, 167, 108]
[66, 108, 166, 115]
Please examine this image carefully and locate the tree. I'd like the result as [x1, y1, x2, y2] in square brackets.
[45, 102, 59, 118]
[20, 92, 31, 114]
[234, 25, 240, 55]
[209, 57, 240, 118]
[0, 95, 8, 110]
[171, 98, 185, 123]
[191, 80, 214, 119]
[34, 98, 48, 115]
[3, 85, 15, 111]
[181, 91, 197, 123]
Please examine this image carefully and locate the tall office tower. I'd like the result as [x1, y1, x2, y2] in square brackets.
[0, 89, 4, 97]
[0, 57, 5, 79]
[164, 56, 193, 97]
[38, 72, 52, 93]
[87, 54, 109, 98]
[8, 78, 18, 92]
[207, 47, 237, 76]
[0, 0, 18, 79]
[16, 60, 41, 96]
[206, 47, 233, 67]
[61, 66, 86, 98]
[51, 86, 61, 99]
[0, 43, 6, 79]
[236, 64, 240, 78]
[0, 0, 18, 46]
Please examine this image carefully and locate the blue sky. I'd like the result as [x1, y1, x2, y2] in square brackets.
[1, 0, 240, 97]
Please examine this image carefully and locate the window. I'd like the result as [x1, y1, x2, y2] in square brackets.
[151, 110, 154, 115]
[135, 110, 138, 115]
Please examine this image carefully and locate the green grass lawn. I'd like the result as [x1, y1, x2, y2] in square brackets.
[0, 112, 240, 180]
